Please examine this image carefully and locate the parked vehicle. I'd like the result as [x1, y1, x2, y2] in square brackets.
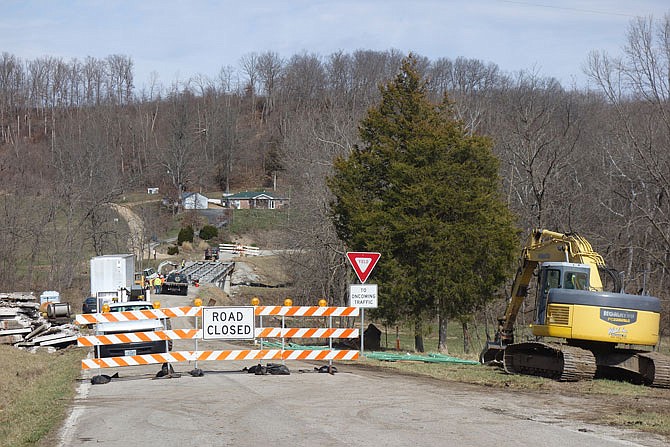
[82, 297, 97, 314]
[204, 247, 219, 260]
[95, 301, 171, 358]
[90, 254, 135, 303]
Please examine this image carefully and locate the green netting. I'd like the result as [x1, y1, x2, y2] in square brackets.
[255, 342, 477, 365]
[365, 351, 479, 365]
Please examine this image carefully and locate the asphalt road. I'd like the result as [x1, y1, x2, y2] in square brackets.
[57, 293, 668, 447]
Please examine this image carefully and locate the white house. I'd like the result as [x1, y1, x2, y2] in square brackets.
[222, 191, 289, 210]
[182, 192, 209, 210]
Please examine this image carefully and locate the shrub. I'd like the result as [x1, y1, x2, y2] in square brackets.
[177, 226, 194, 245]
[199, 225, 218, 240]
[167, 245, 179, 255]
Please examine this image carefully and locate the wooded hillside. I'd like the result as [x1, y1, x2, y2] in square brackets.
[0, 16, 669, 335]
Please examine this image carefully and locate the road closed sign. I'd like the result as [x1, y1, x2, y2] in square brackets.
[349, 284, 378, 308]
[202, 306, 255, 340]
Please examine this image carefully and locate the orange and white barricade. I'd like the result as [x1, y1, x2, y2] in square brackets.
[76, 305, 360, 370]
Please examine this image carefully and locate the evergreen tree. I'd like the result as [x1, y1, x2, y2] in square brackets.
[328, 55, 518, 351]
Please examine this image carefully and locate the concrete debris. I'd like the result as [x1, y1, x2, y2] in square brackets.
[0, 292, 80, 350]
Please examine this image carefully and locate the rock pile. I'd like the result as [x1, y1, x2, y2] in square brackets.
[0, 292, 79, 351]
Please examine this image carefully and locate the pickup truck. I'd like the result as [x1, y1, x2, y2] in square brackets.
[204, 247, 219, 260]
[95, 301, 171, 358]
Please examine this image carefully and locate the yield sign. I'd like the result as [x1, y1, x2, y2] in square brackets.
[346, 252, 381, 284]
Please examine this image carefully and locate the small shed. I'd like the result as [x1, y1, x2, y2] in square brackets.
[182, 192, 209, 210]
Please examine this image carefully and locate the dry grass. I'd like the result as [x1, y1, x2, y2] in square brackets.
[599, 411, 670, 435]
[0, 345, 86, 447]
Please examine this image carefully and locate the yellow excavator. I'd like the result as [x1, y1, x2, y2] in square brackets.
[480, 229, 670, 387]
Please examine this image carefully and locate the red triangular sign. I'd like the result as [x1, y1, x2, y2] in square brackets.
[346, 252, 381, 284]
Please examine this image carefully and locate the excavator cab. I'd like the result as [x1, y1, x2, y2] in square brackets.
[535, 262, 590, 325]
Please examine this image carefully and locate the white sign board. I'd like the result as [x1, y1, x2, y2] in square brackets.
[349, 284, 378, 308]
[202, 306, 255, 340]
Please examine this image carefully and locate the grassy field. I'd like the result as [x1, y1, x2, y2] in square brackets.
[227, 209, 289, 234]
[0, 345, 86, 447]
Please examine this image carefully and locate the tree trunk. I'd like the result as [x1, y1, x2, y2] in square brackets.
[462, 320, 472, 354]
[414, 320, 425, 353]
[438, 314, 449, 354]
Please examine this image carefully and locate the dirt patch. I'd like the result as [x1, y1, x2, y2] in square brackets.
[228, 254, 294, 306]
[192, 284, 236, 306]
[232, 254, 291, 287]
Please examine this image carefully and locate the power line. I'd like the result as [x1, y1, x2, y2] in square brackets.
[498, 0, 639, 18]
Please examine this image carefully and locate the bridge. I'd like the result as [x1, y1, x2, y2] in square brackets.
[178, 261, 235, 294]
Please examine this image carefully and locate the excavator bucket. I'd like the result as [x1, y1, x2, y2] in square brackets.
[479, 342, 506, 365]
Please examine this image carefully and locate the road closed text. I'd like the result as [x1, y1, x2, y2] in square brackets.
[202, 306, 255, 340]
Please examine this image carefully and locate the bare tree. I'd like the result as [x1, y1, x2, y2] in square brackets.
[280, 53, 326, 110]
[0, 52, 25, 143]
[157, 91, 204, 209]
[240, 53, 260, 115]
[489, 71, 583, 229]
[257, 51, 283, 120]
[585, 14, 670, 295]
[106, 54, 134, 105]
[82, 56, 107, 105]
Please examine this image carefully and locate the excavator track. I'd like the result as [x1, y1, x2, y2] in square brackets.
[503, 342, 597, 382]
[637, 351, 670, 388]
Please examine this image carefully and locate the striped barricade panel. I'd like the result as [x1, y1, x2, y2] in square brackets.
[255, 306, 359, 317]
[76, 306, 357, 324]
[82, 349, 359, 369]
[195, 349, 284, 362]
[255, 327, 359, 338]
[78, 329, 201, 346]
[81, 351, 194, 369]
[282, 350, 359, 361]
[78, 327, 357, 346]
[75, 306, 202, 324]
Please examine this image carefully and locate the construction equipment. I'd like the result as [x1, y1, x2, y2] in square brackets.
[162, 271, 189, 296]
[480, 229, 670, 387]
[133, 267, 158, 289]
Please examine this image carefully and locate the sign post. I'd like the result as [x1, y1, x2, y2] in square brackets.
[346, 252, 380, 354]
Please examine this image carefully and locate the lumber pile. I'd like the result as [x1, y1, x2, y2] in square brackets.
[0, 292, 79, 350]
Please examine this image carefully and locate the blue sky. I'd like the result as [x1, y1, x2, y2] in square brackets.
[1, 1, 668, 90]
